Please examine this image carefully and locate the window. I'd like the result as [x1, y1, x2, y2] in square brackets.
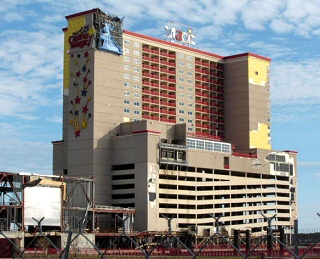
[124, 82, 130, 88]
[188, 95, 193, 100]
[134, 67, 140, 73]
[196, 140, 205, 150]
[134, 93, 140, 98]
[124, 39, 130, 45]
[188, 79, 193, 84]
[224, 157, 229, 167]
[188, 119, 193, 123]
[123, 108, 130, 113]
[134, 110, 140, 115]
[187, 63, 192, 68]
[188, 138, 231, 153]
[133, 84, 140, 89]
[134, 101, 140, 106]
[188, 103, 193, 107]
[178, 61, 184, 66]
[133, 75, 140, 81]
[124, 65, 130, 71]
[178, 93, 184, 98]
[255, 71, 259, 75]
[124, 56, 130, 62]
[187, 55, 192, 60]
[179, 118, 185, 122]
[276, 155, 286, 162]
[179, 110, 184, 114]
[214, 143, 221, 152]
[134, 42, 140, 47]
[188, 127, 193, 131]
[124, 48, 130, 54]
[178, 77, 184, 82]
[123, 91, 130, 96]
[124, 74, 130, 79]
[134, 50, 140, 55]
[124, 100, 130, 105]
[178, 69, 184, 74]
[222, 144, 231, 153]
[279, 163, 290, 172]
[178, 53, 184, 58]
[187, 71, 193, 76]
[134, 59, 140, 64]
[187, 138, 196, 148]
[188, 111, 193, 115]
[178, 85, 184, 90]
[178, 101, 184, 106]
[205, 142, 213, 151]
[188, 87, 193, 92]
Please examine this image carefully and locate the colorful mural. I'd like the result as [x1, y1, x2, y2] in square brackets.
[69, 51, 92, 137]
[65, 11, 124, 138]
[100, 23, 122, 54]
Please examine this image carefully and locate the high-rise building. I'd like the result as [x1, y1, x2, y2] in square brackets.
[53, 8, 298, 235]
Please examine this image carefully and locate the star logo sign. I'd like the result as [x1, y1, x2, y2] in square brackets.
[75, 96, 81, 104]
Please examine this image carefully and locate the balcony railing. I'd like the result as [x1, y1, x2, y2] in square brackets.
[233, 152, 257, 159]
[160, 117, 175, 123]
[143, 107, 160, 112]
[160, 101, 175, 107]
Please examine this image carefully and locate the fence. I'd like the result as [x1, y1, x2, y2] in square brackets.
[1, 213, 320, 259]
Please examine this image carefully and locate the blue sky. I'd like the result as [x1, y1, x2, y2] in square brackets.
[0, 0, 319, 229]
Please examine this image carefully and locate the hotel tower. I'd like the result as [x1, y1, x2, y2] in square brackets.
[53, 8, 298, 235]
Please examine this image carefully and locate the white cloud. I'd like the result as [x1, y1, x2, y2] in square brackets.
[212, 0, 249, 26]
[0, 29, 62, 118]
[271, 104, 320, 124]
[299, 161, 320, 168]
[3, 12, 24, 22]
[241, 0, 285, 30]
[270, 19, 294, 34]
[0, 123, 53, 174]
[247, 41, 294, 58]
[271, 59, 320, 106]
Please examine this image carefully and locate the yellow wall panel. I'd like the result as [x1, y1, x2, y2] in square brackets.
[63, 17, 86, 91]
[248, 57, 270, 86]
[250, 123, 271, 150]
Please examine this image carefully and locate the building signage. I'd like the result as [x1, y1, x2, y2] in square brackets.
[99, 22, 122, 54]
[165, 24, 196, 46]
[68, 25, 94, 49]
[93, 13, 124, 55]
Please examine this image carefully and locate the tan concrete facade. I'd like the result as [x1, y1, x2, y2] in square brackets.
[53, 9, 297, 234]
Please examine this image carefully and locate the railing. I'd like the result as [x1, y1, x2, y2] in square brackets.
[2, 212, 320, 259]
[233, 152, 258, 158]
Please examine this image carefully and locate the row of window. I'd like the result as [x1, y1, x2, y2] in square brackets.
[124, 74, 140, 81]
[178, 110, 193, 115]
[187, 138, 232, 153]
[124, 56, 140, 64]
[123, 91, 140, 98]
[178, 77, 193, 83]
[178, 61, 193, 68]
[178, 101, 193, 107]
[177, 53, 193, 60]
[124, 64, 141, 73]
[124, 82, 140, 89]
[124, 100, 140, 106]
[124, 108, 140, 115]
[178, 69, 193, 76]
[178, 85, 194, 91]
[178, 93, 193, 99]
[124, 39, 140, 47]
[123, 48, 140, 56]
